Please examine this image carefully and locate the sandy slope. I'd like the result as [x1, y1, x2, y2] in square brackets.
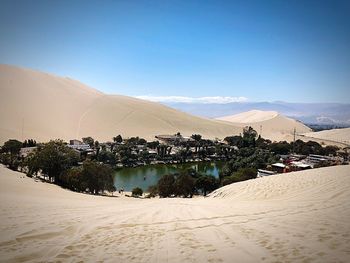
[217, 110, 312, 142]
[0, 65, 240, 144]
[217, 110, 279, 123]
[1, 165, 350, 262]
[302, 128, 350, 146]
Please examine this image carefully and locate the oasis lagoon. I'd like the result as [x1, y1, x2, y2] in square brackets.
[113, 162, 224, 192]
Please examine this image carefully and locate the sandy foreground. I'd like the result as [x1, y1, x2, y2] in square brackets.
[1, 165, 350, 263]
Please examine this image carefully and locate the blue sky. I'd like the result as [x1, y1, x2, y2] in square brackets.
[1, 0, 349, 103]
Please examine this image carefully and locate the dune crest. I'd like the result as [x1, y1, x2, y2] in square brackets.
[0, 65, 241, 143]
[303, 128, 350, 146]
[217, 110, 312, 142]
[217, 110, 279, 123]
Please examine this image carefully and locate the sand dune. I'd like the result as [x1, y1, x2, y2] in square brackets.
[302, 128, 350, 146]
[0, 65, 241, 144]
[1, 164, 350, 262]
[217, 110, 279, 123]
[217, 110, 312, 142]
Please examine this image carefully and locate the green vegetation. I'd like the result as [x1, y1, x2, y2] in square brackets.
[0, 125, 346, 198]
[175, 173, 195, 197]
[0, 139, 115, 195]
[158, 174, 176, 197]
[195, 175, 219, 196]
[152, 170, 219, 198]
[60, 160, 116, 194]
[291, 139, 339, 156]
[131, 187, 143, 197]
[222, 168, 257, 186]
[0, 139, 22, 170]
[33, 140, 79, 182]
[22, 139, 37, 147]
[82, 136, 94, 147]
[113, 134, 123, 143]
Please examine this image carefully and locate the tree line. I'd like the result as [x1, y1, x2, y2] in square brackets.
[0, 139, 115, 195]
[0, 126, 345, 198]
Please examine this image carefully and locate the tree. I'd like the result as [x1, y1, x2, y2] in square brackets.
[176, 149, 188, 163]
[60, 166, 86, 192]
[94, 141, 100, 157]
[1, 139, 22, 169]
[23, 139, 36, 147]
[132, 187, 143, 197]
[195, 175, 219, 196]
[243, 126, 257, 147]
[256, 136, 271, 149]
[147, 141, 159, 149]
[97, 150, 117, 165]
[292, 140, 324, 155]
[158, 174, 175, 197]
[306, 141, 323, 155]
[269, 141, 291, 155]
[60, 161, 116, 194]
[36, 140, 79, 182]
[224, 135, 244, 148]
[175, 173, 195, 197]
[82, 137, 94, 147]
[147, 185, 159, 197]
[80, 160, 116, 194]
[222, 168, 257, 186]
[113, 135, 123, 143]
[125, 136, 147, 146]
[323, 145, 339, 156]
[191, 134, 202, 142]
[117, 144, 135, 165]
[23, 151, 40, 176]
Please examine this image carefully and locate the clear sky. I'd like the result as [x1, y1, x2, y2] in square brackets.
[1, 0, 349, 103]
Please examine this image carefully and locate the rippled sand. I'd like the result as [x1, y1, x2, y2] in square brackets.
[0, 164, 349, 262]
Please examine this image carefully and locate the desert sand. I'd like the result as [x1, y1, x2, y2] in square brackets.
[217, 110, 312, 142]
[0, 65, 241, 144]
[1, 164, 349, 262]
[302, 128, 350, 146]
[217, 110, 279, 123]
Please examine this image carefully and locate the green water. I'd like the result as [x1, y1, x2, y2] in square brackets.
[113, 161, 224, 192]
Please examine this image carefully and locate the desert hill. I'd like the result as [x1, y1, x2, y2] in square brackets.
[217, 110, 312, 142]
[0, 65, 241, 144]
[302, 128, 350, 146]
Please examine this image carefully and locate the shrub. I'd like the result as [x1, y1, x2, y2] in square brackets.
[146, 185, 159, 198]
[60, 160, 116, 194]
[158, 174, 175, 197]
[175, 173, 195, 197]
[195, 175, 219, 196]
[1, 139, 23, 170]
[132, 187, 143, 197]
[222, 168, 257, 186]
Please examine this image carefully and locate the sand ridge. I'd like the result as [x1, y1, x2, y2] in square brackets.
[0, 64, 241, 144]
[216, 110, 312, 142]
[302, 128, 350, 146]
[0, 164, 350, 262]
[217, 110, 279, 123]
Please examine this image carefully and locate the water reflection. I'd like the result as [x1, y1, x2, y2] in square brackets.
[113, 162, 223, 192]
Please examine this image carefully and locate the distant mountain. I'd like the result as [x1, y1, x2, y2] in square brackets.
[164, 101, 350, 127]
